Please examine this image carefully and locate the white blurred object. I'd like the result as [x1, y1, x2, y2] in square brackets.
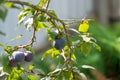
[0, 67, 8, 80]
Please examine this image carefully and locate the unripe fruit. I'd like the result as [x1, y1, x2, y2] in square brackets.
[11, 51, 25, 62]
[53, 38, 66, 50]
[8, 58, 17, 67]
[24, 51, 33, 62]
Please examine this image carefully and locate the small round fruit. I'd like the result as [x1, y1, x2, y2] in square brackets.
[53, 38, 66, 50]
[24, 51, 33, 62]
[11, 51, 25, 62]
[8, 58, 17, 67]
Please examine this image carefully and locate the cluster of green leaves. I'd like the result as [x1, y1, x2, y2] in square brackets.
[37, 19, 101, 79]
[0, 0, 101, 80]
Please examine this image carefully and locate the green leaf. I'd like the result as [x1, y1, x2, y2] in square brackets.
[35, 21, 47, 31]
[73, 67, 87, 80]
[93, 43, 101, 51]
[0, 4, 8, 21]
[46, 28, 51, 33]
[81, 35, 91, 42]
[73, 67, 88, 80]
[0, 67, 9, 77]
[6, 35, 23, 45]
[41, 77, 51, 80]
[81, 42, 91, 56]
[3, 65, 12, 74]
[51, 49, 60, 58]
[17, 8, 32, 25]
[0, 30, 6, 36]
[50, 64, 64, 74]
[82, 65, 96, 70]
[0, 43, 4, 47]
[59, 25, 64, 30]
[28, 75, 36, 80]
[72, 40, 80, 46]
[0, 52, 9, 66]
[17, 67, 24, 73]
[28, 64, 34, 70]
[37, 13, 46, 22]
[47, 31, 58, 41]
[52, 68, 61, 74]
[4, 46, 13, 54]
[18, 16, 26, 25]
[15, 35, 23, 40]
[48, 10, 57, 18]
[49, 31, 58, 38]
[5, 2, 13, 8]
[24, 18, 33, 30]
[38, 0, 48, 8]
[71, 53, 76, 60]
[78, 19, 89, 33]
[6, 67, 24, 80]
[62, 71, 73, 80]
[25, 46, 35, 55]
[68, 28, 81, 34]
[42, 48, 60, 60]
[5, 2, 21, 9]
[18, 8, 31, 20]
[7, 69, 19, 80]
[79, 73, 87, 80]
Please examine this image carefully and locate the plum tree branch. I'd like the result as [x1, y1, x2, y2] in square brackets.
[4, 0, 73, 63]
[18, 27, 36, 48]
[4, 1, 71, 49]
[62, 19, 94, 25]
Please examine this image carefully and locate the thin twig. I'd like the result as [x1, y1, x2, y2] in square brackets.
[25, 69, 58, 78]
[62, 19, 94, 22]
[18, 27, 36, 48]
[62, 19, 94, 25]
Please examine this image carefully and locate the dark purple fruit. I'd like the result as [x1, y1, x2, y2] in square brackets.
[11, 51, 25, 62]
[53, 38, 66, 50]
[8, 58, 17, 67]
[24, 51, 33, 62]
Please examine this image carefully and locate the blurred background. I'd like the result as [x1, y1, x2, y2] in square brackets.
[0, 0, 120, 80]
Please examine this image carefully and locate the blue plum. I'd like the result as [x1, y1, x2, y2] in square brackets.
[24, 51, 33, 62]
[11, 51, 25, 62]
[8, 58, 17, 67]
[53, 38, 66, 50]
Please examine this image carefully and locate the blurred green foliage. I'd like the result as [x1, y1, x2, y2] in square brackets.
[89, 22, 120, 79]
[33, 22, 120, 80]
